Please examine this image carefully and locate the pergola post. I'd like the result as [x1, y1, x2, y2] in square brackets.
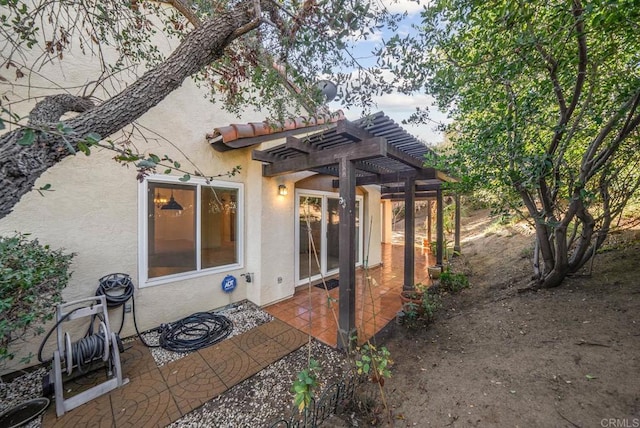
[454, 194, 461, 255]
[403, 177, 416, 291]
[337, 157, 357, 350]
[436, 187, 444, 266]
[427, 200, 432, 244]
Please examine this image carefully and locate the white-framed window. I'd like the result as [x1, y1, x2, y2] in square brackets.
[139, 176, 243, 287]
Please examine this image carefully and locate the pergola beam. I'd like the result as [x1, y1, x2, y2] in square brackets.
[335, 121, 374, 142]
[331, 169, 438, 188]
[255, 137, 387, 177]
[284, 136, 314, 154]
[381, 182, 442, 193]
[381, 191, 437, 200]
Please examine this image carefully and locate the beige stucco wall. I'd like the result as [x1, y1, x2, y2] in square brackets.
[0, 19, 275, 372]
[0, 10, 385, 373]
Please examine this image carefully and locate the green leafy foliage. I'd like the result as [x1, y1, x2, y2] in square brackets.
[384, 0, 640, 287]
[291, 358, 320, 412]
[17, 128, 35, 146]
[355, 343, 393, 385]
[0, 234, 74, 365]
[401, 287, 440, 329]
[439, 269, 469, 294]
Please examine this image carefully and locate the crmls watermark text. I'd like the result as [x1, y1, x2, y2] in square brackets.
[601, 418, 640, 428]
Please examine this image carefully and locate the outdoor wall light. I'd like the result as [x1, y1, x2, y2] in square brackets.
[278, 184, 288, 196]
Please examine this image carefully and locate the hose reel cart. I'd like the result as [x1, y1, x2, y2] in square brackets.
[44, 295, 129, 417]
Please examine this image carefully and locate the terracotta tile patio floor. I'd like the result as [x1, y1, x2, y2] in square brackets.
[264, 243, 435, 347]
[41, 243, 434, 427]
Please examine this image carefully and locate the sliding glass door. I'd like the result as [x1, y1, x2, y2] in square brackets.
[296, 191, 363, 285]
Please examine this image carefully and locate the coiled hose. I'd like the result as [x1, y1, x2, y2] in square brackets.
[158, 312, 233, 353]
[39, 273, 234, 359]
[97, 273, 234, 353]
[96, 273, 135, 335]
[71, 333, 106, 373]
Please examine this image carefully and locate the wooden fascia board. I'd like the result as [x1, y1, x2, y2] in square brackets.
[261, 137, 387, 177]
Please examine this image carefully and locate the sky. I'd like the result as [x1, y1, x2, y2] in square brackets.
[327, 0, 450, 146]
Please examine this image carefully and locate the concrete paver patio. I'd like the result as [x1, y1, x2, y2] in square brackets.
[41, 319, 307, 427]
[41, 243, 434, 427]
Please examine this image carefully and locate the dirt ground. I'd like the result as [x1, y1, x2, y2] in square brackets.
[341, 210, 640, 427]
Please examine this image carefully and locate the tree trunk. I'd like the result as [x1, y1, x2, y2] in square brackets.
[0, 0, 262, 219]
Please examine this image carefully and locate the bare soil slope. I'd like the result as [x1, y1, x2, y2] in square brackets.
[354, 210, 640, 427]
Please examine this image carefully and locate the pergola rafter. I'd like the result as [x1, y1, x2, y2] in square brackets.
[250, 111, 458, 348]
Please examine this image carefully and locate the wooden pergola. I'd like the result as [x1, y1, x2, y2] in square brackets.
[251, 111, 457, 348]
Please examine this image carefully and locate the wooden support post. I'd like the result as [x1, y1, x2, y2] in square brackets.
[436, 188, 444, 266]
[427, 200, 432, 245]
[454, 194, 461, 255]
[403, 178, 415, 291]
[337, 157, 357, 350]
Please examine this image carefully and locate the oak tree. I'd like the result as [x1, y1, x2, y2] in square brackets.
[384, 0, 640, 288]
[0, 0, 395, 218]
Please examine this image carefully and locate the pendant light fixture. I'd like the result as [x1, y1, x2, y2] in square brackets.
[161, 190, 183, 211]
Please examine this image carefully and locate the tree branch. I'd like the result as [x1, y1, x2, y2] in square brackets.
[27, 94, 95, 125]
[0, 0, 266, 219]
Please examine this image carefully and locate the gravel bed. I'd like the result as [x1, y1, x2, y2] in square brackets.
[170, 340, 351, 427]
[0, 367, 49, 428]
[0, 302, 352, 427]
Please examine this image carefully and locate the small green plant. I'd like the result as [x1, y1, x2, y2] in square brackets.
[291, 358, 320, 412]
[355, 343, 393, 385]
[401, 282, 428, 301]
[420, 292, 440, 319]
[0, 233, 74, 366]
[402, 301, 420, 324]
[401, 291, 440, 328]
[439, 269, 469, 293]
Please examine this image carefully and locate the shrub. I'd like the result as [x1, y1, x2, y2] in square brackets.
[0, 233, 74, 365]
[439, 269, 469, 293]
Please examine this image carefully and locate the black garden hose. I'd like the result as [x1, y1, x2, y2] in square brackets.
[96, 273, 135, 335]
[158, 312, 233, 353]
[96, 273, 234, 352]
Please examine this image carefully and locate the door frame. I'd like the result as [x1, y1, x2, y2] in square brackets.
[294, 189, 364, 286]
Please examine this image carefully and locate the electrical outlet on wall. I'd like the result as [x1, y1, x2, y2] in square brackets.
[277, 277, 283, 284]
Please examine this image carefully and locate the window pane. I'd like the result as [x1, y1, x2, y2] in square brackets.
[201, 187, 238, 269]
[148, 183, 196, 278]
[326, 197, 340, 272]
[299, 196, 322, 280]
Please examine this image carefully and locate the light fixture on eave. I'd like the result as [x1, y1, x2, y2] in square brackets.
[161, 190, 183, 211]
[278, 184, 288, 196]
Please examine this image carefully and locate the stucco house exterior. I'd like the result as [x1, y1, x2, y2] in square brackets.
[1, 12, 456, 373]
